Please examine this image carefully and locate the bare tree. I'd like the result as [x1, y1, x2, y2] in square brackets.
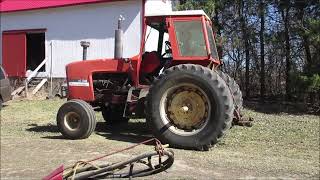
[279, 0, 292, 100]
[259, 0, 265, 101]
[238, 0, 251, 98]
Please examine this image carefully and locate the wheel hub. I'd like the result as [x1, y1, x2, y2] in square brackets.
[64, 112, 81, 131]
[166, 86, 209, 131]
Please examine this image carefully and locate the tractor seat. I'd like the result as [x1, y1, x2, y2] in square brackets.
[140, 51, 162, 84]
[140, 51, 161, 74]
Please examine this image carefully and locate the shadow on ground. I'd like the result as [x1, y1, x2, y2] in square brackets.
[244, 100, 320, 115]
[26, 121, 153, 144]
[95, 121, 153, 144]
[27, 123, 59, 133]
[1, 104, 9, 109]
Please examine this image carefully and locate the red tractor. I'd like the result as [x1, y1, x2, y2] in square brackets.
[56, 10, 243, 150]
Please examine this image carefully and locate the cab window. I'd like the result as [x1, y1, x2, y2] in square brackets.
[206, 23, 219, 59]
[173, 21, 207, 57]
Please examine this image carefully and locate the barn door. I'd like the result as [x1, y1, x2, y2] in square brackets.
[2, 33, 27, 77]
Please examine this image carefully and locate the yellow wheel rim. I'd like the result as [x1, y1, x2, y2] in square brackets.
[160, 83, 211, 135]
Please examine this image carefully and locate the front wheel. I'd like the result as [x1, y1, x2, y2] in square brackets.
[57, 99, 96, 139]
[146, 64, 234, 150]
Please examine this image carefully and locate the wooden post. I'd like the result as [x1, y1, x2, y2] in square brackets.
[25, 79, 28, 98]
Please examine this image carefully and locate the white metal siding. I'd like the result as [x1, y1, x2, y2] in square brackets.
[145, 0, 172, 15]
[0, 0, 173, 78]
[0, 0, 142, 77]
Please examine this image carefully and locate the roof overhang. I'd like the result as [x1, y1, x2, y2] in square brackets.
[146, 10, 211, 21]
[0, 0, 126, 13]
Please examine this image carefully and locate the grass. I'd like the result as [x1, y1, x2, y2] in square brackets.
[1, 99, 63, 137]
[1, 98, 319, 178]
[214, 109, 319, 176]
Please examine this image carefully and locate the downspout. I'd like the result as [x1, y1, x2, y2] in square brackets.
[49, 41, 53, 98]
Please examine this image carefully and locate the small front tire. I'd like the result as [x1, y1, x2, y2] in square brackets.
[57, 99, 96, 139]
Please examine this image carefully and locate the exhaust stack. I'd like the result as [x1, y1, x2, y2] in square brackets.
[80, 41, 90, 60]
[114, 15, 125, 59]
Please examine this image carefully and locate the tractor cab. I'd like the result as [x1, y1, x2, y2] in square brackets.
[141, 10, 220, 75]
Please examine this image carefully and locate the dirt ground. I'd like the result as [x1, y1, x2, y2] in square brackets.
[0, 99, 319, 179]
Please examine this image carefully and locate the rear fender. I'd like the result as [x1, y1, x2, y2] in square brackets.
[67, 59, 130, 101]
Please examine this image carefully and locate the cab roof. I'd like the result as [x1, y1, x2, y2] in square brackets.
[146, 10, 211, 21]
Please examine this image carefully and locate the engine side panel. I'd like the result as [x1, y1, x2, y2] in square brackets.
[66, 59, 130, 101]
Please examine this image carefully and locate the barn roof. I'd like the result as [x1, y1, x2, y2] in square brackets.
[0, 0, 125, 13]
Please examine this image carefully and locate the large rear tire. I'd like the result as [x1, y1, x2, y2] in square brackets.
[217, 71, 243, 113]
[146, 64, 234, 150]
[57, 99, 96, 139]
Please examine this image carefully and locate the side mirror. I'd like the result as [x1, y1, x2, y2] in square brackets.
[165, 41, 172, 53]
